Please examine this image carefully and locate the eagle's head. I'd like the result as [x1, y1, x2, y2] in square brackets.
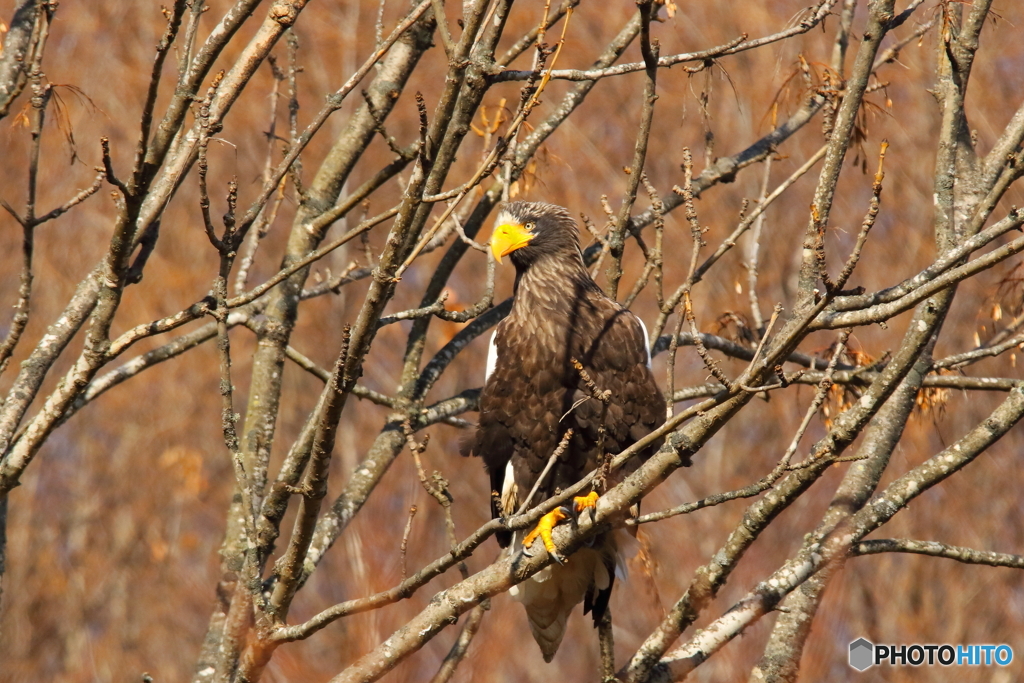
[489, 201, 581, 269]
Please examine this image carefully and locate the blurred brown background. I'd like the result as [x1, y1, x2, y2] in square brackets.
[1, 1, 1023, 681]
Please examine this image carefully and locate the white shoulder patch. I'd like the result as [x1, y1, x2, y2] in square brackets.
[638, 318, 652, 370]
[484, 331, 498, 382]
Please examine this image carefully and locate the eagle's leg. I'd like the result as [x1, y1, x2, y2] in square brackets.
[522, 492, 601, 564]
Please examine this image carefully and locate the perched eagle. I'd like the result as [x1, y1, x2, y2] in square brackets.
[466, 201, 666, 661]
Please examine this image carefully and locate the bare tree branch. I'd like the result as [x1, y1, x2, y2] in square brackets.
[853, 539, 1024, 569]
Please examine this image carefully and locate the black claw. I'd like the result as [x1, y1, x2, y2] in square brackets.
[570, 503, 593, 523]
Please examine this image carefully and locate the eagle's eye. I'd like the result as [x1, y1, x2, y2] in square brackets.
[525, 221, 536, 231]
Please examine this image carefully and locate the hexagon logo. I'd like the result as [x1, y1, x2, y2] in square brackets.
[849, 638, 874, 671]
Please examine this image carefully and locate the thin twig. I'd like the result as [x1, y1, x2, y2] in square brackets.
[492, 2, 836, 83]
[400, 505, 417, 581]
[516, 429, 574, 514]
[605, 0, 658, 300]
[683, 291, 732, 389]
[746, 153, 773, 331]
[622, 173, 665, 309]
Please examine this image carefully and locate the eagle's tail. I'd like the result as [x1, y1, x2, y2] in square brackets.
[511, 531, 631, 662]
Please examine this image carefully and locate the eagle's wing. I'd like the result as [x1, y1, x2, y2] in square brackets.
[466, 330, 518, 547]
[560, 303, 665, 484]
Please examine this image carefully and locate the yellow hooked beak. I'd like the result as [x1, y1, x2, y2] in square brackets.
[490, 222, 534, 263]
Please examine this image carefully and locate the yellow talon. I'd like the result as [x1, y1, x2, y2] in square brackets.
[574, 491, 599, 514]
[522, 492, 600, 563]
[523, 506, 567, 558]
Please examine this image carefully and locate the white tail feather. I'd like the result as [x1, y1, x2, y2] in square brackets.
[513, 534, 622, 661]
